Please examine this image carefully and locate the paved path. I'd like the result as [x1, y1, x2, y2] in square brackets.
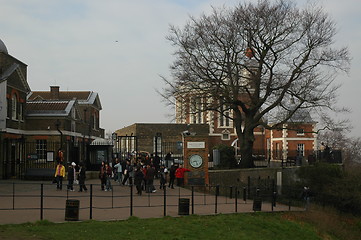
[0, 179, 300, 224]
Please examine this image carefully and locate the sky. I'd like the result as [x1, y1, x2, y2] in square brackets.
[0, 0, 360, 138]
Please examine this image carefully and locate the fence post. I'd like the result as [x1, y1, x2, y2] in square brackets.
[89, 184, 93, 220]
[247, 176, 251, 199]
[191, 186, 194, 215]
[40, 183, 43, 220]
[12, 182, 15, 210]
[163, 186, 166, 217]
[111, 188, 114, 209]
[272, 191, 277, 208]
[235, 186, 238, 213]
[130, 184, 133, 217]
[215, 185, 219, 214]
[243, 187, 247, 203]
[288, 199, 291, 211]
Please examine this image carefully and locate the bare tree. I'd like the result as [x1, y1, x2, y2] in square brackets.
[161, 0, 350, 167]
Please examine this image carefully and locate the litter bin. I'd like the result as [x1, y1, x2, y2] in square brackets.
[253, 197, 262, 211]
[65, 199, 80, 221]
[178, 198, 190, 215]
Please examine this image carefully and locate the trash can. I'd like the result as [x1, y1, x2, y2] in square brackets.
[65, 199, 80, 221]
[253, 197, 262, 211]
[178, 198, 190, 215]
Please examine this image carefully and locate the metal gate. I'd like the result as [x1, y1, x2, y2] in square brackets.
[161, 141, 184, 167]
[1, 139, 63, 179]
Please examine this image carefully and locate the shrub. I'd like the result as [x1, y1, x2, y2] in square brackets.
[296, 163, 361, 215]
[213, 144, 237, 169]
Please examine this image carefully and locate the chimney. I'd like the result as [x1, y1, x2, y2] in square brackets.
[50, 86, 60, 100]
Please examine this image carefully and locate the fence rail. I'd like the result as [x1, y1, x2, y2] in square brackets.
[0, 181, 304, 224]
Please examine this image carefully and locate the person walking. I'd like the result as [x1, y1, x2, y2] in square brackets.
[168, 164, 178, 189]
[113, 159, 123, 184]
[105, 163, 113, 191]
[159, 165, 168, 190]
[67, 162, 76, 191]
[122, 160, 133, 185]
[145, 165, 156, 193]
[99, 161, 107, 191]
[54, 162, 65, 190]
[175, 164, 190, 187]
[78, 162, 88, 192]
[134, 166, 144, 195]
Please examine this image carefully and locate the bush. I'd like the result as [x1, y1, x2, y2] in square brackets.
[296, 163, 361, 215]
[213, 144, 237, 169]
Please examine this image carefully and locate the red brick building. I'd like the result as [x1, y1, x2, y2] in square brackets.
[0, 38, 105, 179]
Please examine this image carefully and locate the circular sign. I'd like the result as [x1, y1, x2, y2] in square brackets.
[189, 154, 203, 168]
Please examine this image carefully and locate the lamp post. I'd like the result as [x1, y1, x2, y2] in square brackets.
[112, 132, 118, 158]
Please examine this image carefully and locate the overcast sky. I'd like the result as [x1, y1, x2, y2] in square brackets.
[1, 0, 360, 138]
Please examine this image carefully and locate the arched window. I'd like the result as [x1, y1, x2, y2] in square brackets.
[11, 94, 17, 119]
[93, 114, 97, 129]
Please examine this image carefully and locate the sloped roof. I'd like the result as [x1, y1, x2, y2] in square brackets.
[26, 100, 75, 117]
[27, 89, 101, 110]
[28, 91, 92, 101]
[0, 39, 8, 54]
[0, 63, 31, 92]
[288, 109, 315, 123]
[90, 138, 113, 146]
[270, 108, 316, 124]
[0, 63, 18, 82]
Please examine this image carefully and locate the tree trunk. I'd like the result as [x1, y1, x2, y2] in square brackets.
[238, 129, 255, 168]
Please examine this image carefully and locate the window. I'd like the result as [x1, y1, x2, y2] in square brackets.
[19, 103, 23, 120]
[153, 134, 162, 154]
[219, 101, 231, 127]
[36, 140, 47, 160]
[190, 97, 203, 124]
[296, 128, 305, 135]
[11, 94, 17, 120]
[297, 144, 305, 156]
[93, 114, 97, 129]
[221, 130, 230, 140]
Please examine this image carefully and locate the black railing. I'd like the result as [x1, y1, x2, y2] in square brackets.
[0, 181, 304, 223]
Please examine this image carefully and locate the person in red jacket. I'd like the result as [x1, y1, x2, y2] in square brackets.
[175, 164, 190, 187]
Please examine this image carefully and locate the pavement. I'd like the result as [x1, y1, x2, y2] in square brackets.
[0, 178, 300, 224]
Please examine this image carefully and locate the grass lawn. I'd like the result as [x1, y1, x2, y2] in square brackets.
[0, 211, 360, 240]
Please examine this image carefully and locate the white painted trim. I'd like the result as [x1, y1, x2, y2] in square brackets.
[272, 137, 315, 141]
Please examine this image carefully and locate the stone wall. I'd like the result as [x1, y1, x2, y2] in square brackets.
[208, 167, 299, 194]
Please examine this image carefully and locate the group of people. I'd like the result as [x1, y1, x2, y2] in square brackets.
[98, 157, 191, 195]
[54, 156, 191, 195]
[54, 161, 87, 192]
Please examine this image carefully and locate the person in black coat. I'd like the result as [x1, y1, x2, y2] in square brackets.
[67, 162, 76, 191]
[78, 163, 87, 192]
[134, 166, 144, 195]
[168, 164, 178, 189]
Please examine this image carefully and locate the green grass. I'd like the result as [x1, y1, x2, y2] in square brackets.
[0, 211, 360, 240]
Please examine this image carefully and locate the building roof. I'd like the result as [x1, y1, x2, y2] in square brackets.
[28, 91, 92, 101]
[27, 86, 102, 109]
[270, 108, 316, 124]
[0, 39, 8, 54]
[0, 63, 18, 82]
[26, 100, 76, 117]
[90, 138, 113, 146]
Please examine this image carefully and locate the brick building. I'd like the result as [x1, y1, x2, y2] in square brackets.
[114, 123, 209, 163]
[0, 39, 105, 179]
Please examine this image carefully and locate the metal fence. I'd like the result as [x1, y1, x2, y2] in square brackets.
[0, 181, 303, 223]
